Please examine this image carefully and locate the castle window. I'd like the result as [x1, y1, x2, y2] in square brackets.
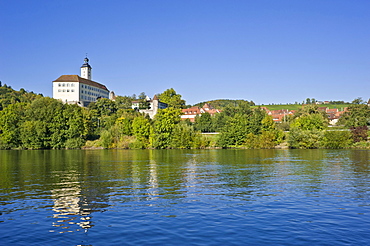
[62, 83, 65, 87]
[67, 83, 70, 87]
[71, 84, 74, 87]
[67, 89, 70, 92]
[58, 83, 61, 87]
[71, 89, 74, 92]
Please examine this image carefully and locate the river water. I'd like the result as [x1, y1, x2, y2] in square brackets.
[0, 149, 369, 245]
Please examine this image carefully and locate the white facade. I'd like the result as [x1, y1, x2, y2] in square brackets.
[131, 95, 168, 118]
[53, 58, 109, 107]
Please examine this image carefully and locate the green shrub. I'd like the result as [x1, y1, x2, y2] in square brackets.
[288, 128, 323, 149]
[65, 138, 86, 149]
[321, 130, 352, 149]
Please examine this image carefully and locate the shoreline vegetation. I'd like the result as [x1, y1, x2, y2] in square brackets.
[1, 83, 369, 150]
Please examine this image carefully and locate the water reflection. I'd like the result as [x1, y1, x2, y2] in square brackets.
[1, 149, 370, 245]
[50, 171, 93, 233]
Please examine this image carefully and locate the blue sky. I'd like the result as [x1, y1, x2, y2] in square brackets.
[1, 0, 369, 105]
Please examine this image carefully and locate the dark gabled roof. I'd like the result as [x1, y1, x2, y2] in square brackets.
[53, 75, 108, 90]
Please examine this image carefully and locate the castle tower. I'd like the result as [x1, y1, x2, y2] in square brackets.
[80, 57, 92, 80]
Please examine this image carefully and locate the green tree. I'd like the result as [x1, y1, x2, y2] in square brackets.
[290, 113, 327, 131]
[20, 120, 49, 149]
[131, 115, 152, 148]
[217, 114, 250, 147]
[322, 130, 352, 148]
[152, 108, 182, 148]
[0, 103, 26, 148]
[288, 128, 323, 149]
[170, 121, 200, 149]
[339, 99, 370, 127]
[194, 112, 214, 132]
[115, 95, 134, 110]
[158, 88, 186, 109]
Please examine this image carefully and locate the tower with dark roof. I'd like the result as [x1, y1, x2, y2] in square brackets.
[80, 57, 92, 80]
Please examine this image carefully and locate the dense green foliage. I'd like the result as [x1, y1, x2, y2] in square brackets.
[158, 88, 186, 109]
[0, 84, 368, 149]
[193, 99, 255, 109]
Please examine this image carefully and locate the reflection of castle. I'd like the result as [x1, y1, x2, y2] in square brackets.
[50, 171, 110, 233]
[51, 180, 94, 233]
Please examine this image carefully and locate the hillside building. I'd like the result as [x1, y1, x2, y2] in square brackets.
[53, 57, 110, 107]
[131, 95, 168, 119]
[181, 103, 221, 122]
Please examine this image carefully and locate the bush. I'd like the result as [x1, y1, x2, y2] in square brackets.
[244, 130, 281, 149]
[321, 130, 352, 149]
[65, 138, 86, 149]
[350, 126, 368, 142]
[288, 128, 323, 149]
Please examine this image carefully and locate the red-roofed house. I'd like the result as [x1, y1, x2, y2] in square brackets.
[181, 104, 221, 122]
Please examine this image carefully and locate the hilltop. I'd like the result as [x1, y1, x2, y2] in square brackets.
[253, 103, 350, 111]
[192, 99, 350, 111]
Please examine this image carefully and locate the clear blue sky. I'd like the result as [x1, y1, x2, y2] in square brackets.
[1, 0, 369, 105]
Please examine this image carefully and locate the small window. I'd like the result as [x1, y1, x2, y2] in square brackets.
[58, 89, 61, 92]
[71, 84, 74, 87]
[71, 89, 74, 92]
[62, 83, 65, 87]
[63, 89, 66, 92]
[67, 89, 70, 92]
[58, 83, 61, 87]
[67, 83, 70, 87]
[81, 90, 84, 94]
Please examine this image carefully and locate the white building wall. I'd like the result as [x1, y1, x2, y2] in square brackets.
[53, 81, 109, 105]
[53, 82, 80, 103]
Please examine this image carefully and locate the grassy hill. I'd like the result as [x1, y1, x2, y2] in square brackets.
[192, 99, 349, 112]
[254, 104, 350, 111]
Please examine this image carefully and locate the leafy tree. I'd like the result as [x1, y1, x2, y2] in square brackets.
[0, 103, 26, 148]
[322, 131, 352, 148]
[20, 120, 49, 149]
[288, 128, 323, 149]
[137, 92, 151, 109]
[152, 107, 182, 148]
[339, 100, 370, 127]
[115, 95, 134, 110]
[131, 115, 152, 148]
[158, 88, 186, 109]
[89, 98, 117, 116]
[194, 112, 214, 132]
[350, 126, 368, 142]
[290, 114, 327, 131]
[217, 114, 250, 147]
[170, 121, 200, 149]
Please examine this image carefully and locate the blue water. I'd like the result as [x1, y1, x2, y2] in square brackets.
[0, 149, 369, 245]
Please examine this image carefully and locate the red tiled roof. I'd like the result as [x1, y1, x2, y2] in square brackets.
[53, 75, 108, 90]
[326, 108, 338, 113]
[182, 107, 201, 115]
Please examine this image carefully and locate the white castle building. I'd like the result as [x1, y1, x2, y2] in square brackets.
[53, 57, 110, 107]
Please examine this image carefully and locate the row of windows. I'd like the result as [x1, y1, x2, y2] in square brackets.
[58, 83, 75, 87]
[57, 89, 108, 97]
[81, 90, 101, 97]
[58, 89, 74, 92]
[81, 84, 108, 95]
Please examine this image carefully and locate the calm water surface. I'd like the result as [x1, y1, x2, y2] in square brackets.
[0, 149, 370, 245]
